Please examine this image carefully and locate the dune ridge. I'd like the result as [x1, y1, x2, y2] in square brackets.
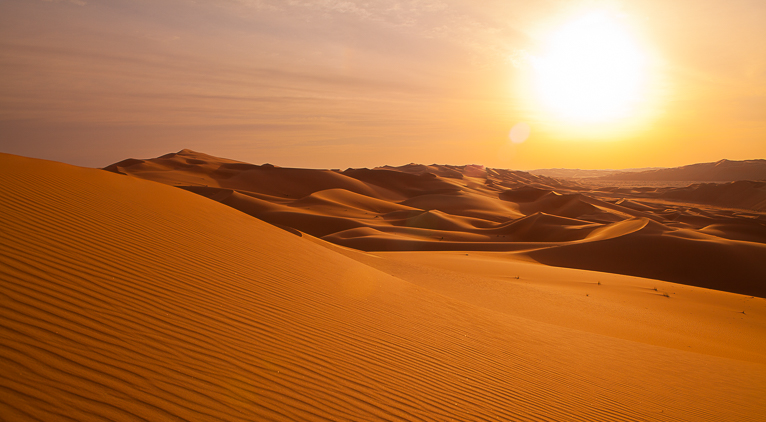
[105, 150, 766, 297]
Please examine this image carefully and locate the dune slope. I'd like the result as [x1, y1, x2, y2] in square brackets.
[3, 153, 766, 420]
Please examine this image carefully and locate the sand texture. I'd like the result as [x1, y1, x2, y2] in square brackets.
[2, 152, 765, 421]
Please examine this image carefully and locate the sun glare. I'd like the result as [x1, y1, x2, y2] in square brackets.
[532, 11, 647, 124]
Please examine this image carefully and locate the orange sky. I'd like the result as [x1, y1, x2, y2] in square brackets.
[1, 0, 764, 170]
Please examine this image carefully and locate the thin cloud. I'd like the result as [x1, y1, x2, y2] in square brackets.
[225, 0, 526, 67]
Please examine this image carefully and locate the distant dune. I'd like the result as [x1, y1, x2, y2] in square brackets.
[659, 180, 766, 211]
[3, 152, 766, 421]
[595, 159, 766, 181]
[104, 149, 766, 297]
[531, 159, 766, 182]
[529, 167, 664, 179]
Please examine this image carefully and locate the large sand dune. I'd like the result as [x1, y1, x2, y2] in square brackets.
[2, 152, 766, 420]
[106, 150, 766, 297]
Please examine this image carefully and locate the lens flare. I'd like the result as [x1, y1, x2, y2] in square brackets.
[509, 122, 531, 144]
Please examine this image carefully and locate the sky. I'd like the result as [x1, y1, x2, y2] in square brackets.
[0, 0, 764, 170]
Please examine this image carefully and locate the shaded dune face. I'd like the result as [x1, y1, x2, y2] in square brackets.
[105, 150, 766, 297]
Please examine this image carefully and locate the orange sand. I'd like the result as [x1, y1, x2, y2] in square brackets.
[2, 151, 765, 421]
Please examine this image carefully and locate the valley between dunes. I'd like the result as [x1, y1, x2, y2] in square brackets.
[2, 151, 766, 421]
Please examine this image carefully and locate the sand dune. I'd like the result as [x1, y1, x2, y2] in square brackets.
[659, 180, 766, 211]
[400, 192, 523, 222]
[292, 188, 416, 214]
[343, 168, 461, 199]
[596, 158, 766, 182]
[105, 150, 766, 297]
[4, 152, 766, 421]
[3, 152, 766, 420]
[516, 192, 607, 220]
[486, 212, 599, 242]
[530, 222, 766, 297]
[700, 221, 766, 243]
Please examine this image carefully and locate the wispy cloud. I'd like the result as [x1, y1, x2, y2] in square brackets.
[223, 0, 527, 65]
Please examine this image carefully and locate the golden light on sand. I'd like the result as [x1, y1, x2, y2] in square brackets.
[531, 11, 647, 125]
[3, 149, 766, 421]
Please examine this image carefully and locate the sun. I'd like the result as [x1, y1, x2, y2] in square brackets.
[531, 11, 647, 124]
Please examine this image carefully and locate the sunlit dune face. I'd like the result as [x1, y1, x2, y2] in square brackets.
[532, 12, 647, 124]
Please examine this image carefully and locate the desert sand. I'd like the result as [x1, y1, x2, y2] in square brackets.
[108, 150, 766, 296]
[2, 150, 766, 421]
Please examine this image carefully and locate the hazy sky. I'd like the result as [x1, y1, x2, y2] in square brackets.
[1, 0, 764, 169]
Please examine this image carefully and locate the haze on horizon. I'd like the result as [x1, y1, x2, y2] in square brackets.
[1, 0, 764, 170]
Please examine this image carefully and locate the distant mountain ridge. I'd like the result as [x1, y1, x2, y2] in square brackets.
[597, 159, 766, 181]
[530, 159, 766, 182]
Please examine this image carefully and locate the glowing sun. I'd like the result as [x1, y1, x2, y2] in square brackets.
[532, 12, 647, 123]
